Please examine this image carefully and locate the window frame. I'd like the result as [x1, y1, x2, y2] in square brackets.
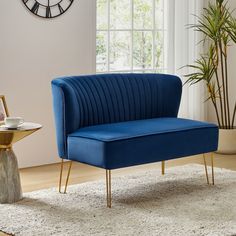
[96, 0, 168, 73]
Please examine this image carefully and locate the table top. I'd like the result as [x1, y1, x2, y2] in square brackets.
[0, 122, 42, 133]
[0, 122, 42, 148]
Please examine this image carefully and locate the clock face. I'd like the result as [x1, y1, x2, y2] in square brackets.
[22, 0, 74, 19]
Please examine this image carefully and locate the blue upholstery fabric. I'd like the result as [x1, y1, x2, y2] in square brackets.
[52, 73, 218, 171]
[67, 118, 218, 169]
[52, 74, 182, 158]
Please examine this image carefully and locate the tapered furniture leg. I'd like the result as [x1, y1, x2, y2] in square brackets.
[161, 161, 165, 175]
[203, 154, 209, 185]
[106, 170, 112, 208]
[211, 153, 215, 185]
[59, 159, 73, 194]
[203, 153, 215, 185]
[59, 159, 64, 193]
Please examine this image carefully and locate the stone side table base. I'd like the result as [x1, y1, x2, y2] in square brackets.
[0, 149, 22, 204]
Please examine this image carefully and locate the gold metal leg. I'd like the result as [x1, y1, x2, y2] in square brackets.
[211, 153, 215, 185]
[59, 159, 64, 193]
[106, 170, 112, 208]
[203, 153, 215, 185]
[203, 154, 209, 185]
[162, 161, 165, 175]
[59, 159, 73, 194]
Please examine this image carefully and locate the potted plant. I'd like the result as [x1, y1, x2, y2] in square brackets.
[185, 0, 236, 154]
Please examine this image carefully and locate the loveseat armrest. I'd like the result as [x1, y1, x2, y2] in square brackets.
[51, 78, 80, 158]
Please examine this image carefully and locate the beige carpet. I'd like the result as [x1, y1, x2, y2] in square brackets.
[0, 164, 236, 236]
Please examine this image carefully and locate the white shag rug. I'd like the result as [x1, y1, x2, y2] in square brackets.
[1, 164, 236, 236]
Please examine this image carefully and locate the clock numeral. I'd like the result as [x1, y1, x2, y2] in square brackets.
[23, 0, 74, 18]
[58, 4, 65, 14]
[46, 6, 52, 18]
[31, 2, 39, 14]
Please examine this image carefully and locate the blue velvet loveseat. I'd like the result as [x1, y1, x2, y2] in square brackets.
[52, 73, 218, 207]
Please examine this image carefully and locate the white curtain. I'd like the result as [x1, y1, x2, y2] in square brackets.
[166, 0, 207, 121]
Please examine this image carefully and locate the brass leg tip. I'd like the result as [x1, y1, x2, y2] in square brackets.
[58, 160, 72, 194]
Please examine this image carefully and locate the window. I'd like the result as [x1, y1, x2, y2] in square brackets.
[96, 0, 167, 73]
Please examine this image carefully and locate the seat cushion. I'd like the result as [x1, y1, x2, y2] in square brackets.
[67, 118, 218, 169]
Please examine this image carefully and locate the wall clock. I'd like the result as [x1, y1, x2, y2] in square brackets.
[22, 0, 74, 19]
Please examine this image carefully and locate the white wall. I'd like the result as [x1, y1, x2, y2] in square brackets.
[207, 0, 236, 125]
[0, 0, 96, 168]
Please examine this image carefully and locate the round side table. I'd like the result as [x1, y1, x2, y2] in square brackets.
[0, 122, 42, 204]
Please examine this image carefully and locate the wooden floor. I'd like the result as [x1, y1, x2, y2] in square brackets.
[1, 153, 236, 236]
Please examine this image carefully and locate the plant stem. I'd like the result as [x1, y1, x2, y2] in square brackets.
[212, 98, 221, 127]
[231, 102, 236, 128]
[219, 40, 228, 128]
[214, 43, 224, 127]
[224, 51, 231, 128]
[214, 67, 224, 127]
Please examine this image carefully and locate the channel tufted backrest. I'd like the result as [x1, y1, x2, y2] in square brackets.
[52, 73, 182, 158]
